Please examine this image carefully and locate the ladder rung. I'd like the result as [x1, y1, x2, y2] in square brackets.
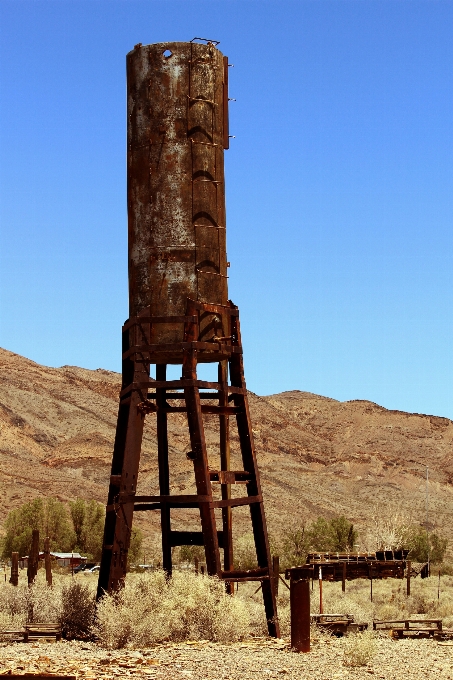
[147, 392, 220, 399]
[112, 493, 261, 511]
[212, 495, 262, 508]
[222, 567, 270, 580]
[140, 403, 240, 415]
[120, 380, 246, 398]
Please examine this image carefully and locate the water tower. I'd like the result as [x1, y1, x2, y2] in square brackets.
[97, 39, 279, 638]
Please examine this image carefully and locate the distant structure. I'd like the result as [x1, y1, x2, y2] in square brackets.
[97, 39, 279, 637]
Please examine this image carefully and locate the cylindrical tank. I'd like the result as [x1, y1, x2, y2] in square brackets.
[127, 41, 229, 354]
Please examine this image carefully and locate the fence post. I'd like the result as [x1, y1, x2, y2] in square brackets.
[10, 552, 18, 586]
[27, 530, 39, 586]
[342, 561, 346, 593]
[44, 537, 52, 587]
[406, 560, 411, 597]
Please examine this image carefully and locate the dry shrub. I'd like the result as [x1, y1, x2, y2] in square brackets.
[94, 570, 250, 648]
[343, 631, 376, 667]
[0, 572, 62, 625]
[375, 602, 402, 621]
[322, 588, 372, 627]
[0, 571, 97, 639]
[59, 580, 95, 640]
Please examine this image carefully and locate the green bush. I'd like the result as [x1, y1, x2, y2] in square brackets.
[69, 499, 104, 561]
[405, 527, 447, 563]
[1, 498, 75, 559]
[280, 515, 358, 567]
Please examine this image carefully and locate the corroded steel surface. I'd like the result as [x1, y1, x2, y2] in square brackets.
[127, 42, 229, 354]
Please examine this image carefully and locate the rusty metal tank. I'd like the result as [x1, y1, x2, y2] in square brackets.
[127, 41, 230, 357]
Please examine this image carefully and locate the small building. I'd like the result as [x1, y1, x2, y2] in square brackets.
[20, 552, 87, 569]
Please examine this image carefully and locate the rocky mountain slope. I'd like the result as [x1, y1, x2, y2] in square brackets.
[1, 346, 452, 553]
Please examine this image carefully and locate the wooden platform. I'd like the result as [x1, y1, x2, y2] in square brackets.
[1, 623, 62, 643]
[311, 614, 368, 636]
[372, 619, 453, 639]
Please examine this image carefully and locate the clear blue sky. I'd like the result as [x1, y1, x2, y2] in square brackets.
[1, 1, 452, 418]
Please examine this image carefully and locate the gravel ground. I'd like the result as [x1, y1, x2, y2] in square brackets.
[0, 636, 452, 679]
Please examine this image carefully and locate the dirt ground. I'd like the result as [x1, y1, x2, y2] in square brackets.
[0, 635, 452, 680]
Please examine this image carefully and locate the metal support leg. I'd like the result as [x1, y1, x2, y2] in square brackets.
[97, 314, 150, 598]
[219, 360, 233, 593]
[157, 363, 172, 577]
[229, 309, 280, 637]
[183, 305, 221, 576]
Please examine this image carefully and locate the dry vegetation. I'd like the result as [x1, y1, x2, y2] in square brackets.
[1, 568, 453, 644]
[0, 571, 452, 678]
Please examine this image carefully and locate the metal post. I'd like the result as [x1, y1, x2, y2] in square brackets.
[44, 537, 52, 587]
[342, 561, 346, 593]
[290, 577, 310, 653]
[370, 567, 373, 602]
[406, 560, 411, 597]
[438, 570, 441, 600]
[10, 552, 18, 586]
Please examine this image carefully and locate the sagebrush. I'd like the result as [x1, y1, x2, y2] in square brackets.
[94, 570, 250, 648]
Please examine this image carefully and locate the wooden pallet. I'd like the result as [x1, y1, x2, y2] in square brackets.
[24, 623, 62, 642]
[373, 618, 442, 639]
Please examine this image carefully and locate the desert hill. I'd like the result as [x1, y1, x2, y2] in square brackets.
[0, 346, 452, 553]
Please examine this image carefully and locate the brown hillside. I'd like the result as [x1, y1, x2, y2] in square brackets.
[0, 346, 452, 550]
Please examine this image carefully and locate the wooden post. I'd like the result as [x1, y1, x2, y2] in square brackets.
[27, 530, 39, 586]
[370, 567, 373, 602]
[273, 555, 280, 597]
[10, 552, 18, 586]
[44, 537, 52, 587]
[406, 560, 411, 597]
[194, 556, 199, 575]
[342, 561, 346, 593]
[319, 566, 323, 614]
